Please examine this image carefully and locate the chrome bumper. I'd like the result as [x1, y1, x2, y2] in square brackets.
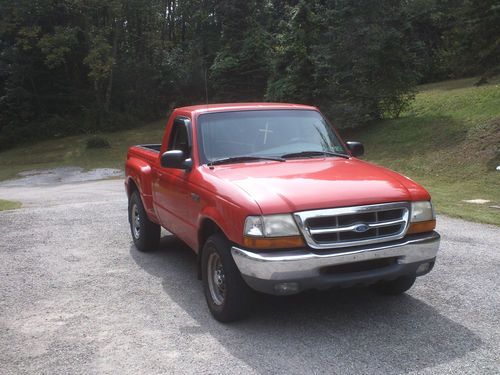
[231, 231, 440, 295]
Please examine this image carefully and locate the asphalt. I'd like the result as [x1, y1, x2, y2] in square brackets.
[0, 178, 499, 374]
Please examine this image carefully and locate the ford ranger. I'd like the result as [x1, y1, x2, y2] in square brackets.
[125, 103, 440, 322]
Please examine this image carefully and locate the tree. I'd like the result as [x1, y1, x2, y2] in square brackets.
[210, 0, 272, 101]
[451, 0, 500, 81]
[266, 0, 320, 104]
[268, 0, 422, 126]
[1, 0, 497, 148]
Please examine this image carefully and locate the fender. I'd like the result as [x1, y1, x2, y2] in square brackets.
[197, 209, 230, 248]
[197, 197, 250, 250]
[125, 156, 159, 223]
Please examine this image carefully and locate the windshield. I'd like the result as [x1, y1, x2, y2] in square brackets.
[197, 110, 347, 164]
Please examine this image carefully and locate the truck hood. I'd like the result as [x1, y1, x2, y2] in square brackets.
[209, 158, 429, 214]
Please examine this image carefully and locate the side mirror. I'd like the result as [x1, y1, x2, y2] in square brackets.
[160, 150, 193, 171]
[346, 141, 364, 157]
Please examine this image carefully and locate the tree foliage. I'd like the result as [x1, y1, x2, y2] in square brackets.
[267, 0, 422, 126]
[0, 0, 497, 148]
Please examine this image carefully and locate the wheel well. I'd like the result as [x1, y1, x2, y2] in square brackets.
[197, 218, 223, 279]
[127, 178, 139, 198]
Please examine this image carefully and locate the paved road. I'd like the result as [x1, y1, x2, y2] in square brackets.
[0, 179, 499, 374]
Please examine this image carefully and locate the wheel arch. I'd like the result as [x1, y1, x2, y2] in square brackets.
[197, 217, 226, 280]
[126, 177, 139, 198]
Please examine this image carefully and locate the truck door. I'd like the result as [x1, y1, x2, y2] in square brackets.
[153, 117, 196, 245]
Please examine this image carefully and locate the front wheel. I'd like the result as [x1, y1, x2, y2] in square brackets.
[128, 191, 160, 252]
[372, 275, 416, 295]
[202, 233, 254, 322]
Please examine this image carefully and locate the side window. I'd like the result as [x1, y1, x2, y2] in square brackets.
[168, 118, 191, 156]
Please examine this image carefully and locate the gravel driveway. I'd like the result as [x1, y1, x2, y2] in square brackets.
[0, 179, 499, 374]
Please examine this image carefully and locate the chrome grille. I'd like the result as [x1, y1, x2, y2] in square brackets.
[293, 202, 410, 249]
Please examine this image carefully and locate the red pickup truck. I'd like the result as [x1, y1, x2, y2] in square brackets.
[125, 103, 440, 322]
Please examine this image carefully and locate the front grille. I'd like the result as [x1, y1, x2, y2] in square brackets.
[294, 202, 410, 249]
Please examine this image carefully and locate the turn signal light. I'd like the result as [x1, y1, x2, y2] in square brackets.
[407, 219, 436, 234]
[243, 235, 305, 249]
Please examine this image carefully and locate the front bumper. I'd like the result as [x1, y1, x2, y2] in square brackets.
[231, 231, 440, 295]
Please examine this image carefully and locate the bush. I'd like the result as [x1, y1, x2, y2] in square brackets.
[86, 135, 110, 149]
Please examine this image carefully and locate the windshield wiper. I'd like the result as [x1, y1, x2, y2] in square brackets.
[207, 155, 286, 166]
[280, 150, 350, 159]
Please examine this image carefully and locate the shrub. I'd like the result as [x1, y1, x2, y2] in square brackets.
[86, 135, 110, 149]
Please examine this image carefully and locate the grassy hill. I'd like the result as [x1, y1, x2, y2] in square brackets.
[0, 77, 499, 224]
[343, 77, 500, 225]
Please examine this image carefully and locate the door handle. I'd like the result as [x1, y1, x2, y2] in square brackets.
[190, 193, 200, 202]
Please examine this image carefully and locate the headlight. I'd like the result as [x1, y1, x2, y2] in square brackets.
[243, 214, 304, 249]
[244, 214, 300, 237]
[410, 201, 435, 222]
[407, 201, 436, 235]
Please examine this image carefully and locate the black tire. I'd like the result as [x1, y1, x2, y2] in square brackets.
[128, 191, 160, 252]
[201, 233, 254, 322]
[373, 275, 417, 295]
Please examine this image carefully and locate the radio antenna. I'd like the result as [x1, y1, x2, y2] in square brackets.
[204, 68, 209, 106]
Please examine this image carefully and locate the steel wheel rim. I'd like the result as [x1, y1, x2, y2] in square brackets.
[131, 203, 140, 239]
[207, 252, 226, 306]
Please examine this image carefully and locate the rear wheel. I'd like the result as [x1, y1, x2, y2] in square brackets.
[373, 275, 416, 295]
[202, 233, 254, 322]
[128, 191, 160, 252]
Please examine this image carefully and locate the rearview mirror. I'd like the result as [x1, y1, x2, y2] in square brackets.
[160, 150, 192, 170]
[346, 141, 364, 157]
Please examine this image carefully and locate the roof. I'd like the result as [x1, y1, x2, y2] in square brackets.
[175, 102, 318, 115]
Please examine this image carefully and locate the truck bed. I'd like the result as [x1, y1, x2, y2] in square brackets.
[127, 144, 161, 167]
[136, 144, 161, 153]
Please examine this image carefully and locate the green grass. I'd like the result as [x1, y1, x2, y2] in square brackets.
[343, 76, 500, 225]
[0, 120, 165, 181]
[0, 199, 21, 211]
[0, 76, 499, 224]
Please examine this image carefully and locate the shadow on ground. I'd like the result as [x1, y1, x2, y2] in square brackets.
[130, 234, 481, 374]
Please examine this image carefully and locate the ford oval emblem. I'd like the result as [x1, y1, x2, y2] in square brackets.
[353, 223, 370, 233]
